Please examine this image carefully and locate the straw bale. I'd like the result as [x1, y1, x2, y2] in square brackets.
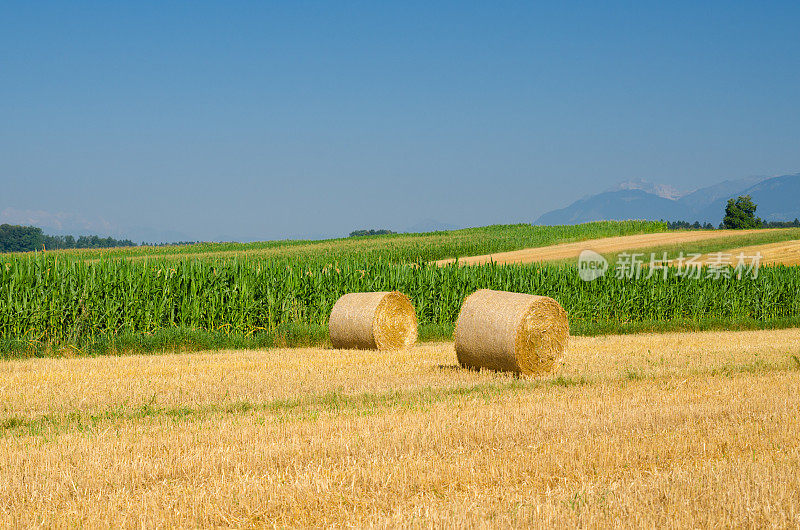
[455, 289, 569, 374]
[329, 291, 418, 350]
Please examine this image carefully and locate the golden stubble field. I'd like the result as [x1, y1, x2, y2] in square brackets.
[721, 239, 800, 266]
[2, 329, 800, 527]
[433, 229, 772, 266]
[434, 229, 800, 267]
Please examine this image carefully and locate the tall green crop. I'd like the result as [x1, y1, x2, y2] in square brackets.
[1, 254, 798, 345]
[6, 220, 667, 262]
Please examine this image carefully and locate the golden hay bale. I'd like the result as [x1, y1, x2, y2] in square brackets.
[454, 289, 569, 375]
[329, 291, 418, 350]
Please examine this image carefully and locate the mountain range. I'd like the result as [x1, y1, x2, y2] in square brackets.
[535, 173, 800, 226]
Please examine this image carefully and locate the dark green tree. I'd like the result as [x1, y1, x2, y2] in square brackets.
[3, 227, 138, 252]
[722, 195, 762, 229]
[0, 224, 44, 252]
[349, 229, 395, 237]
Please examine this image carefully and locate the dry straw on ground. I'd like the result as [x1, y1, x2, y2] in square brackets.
[329, 291, 418, 350]
[455, 289, 569, 375]
[434, 229, 771, 266]
[3, 329, 800, 526]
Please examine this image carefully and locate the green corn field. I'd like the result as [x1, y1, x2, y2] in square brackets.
[2, 253, 799, 348]
[32, 220, 667, 262]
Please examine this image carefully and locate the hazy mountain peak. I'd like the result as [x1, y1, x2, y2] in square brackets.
[537, 173, 800, 226]
[405, 219, 458, 233]
[0, 207, 191, 244]
[612, 178, 684, 200]
[677, 175, 769, 210]
[0, 207, 116, 235]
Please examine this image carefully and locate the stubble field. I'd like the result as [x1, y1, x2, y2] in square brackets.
[2, 328, 799, 527]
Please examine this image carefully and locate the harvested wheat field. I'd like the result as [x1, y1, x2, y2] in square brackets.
[650, 239, 800, 267]
[1, 328, 800, 527]
[710, 239, 800, 266]
[434, 229, 771, 266]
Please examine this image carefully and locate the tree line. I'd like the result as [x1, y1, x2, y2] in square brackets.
[0, 224, 137, 253]
[0, 224, 201, 253]
[667, 195, 800, 230]
[349, 229, 395, 237]
[667, 219, 799, 230]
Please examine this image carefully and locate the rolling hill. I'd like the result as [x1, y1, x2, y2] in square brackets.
[536, 173, 800, 225]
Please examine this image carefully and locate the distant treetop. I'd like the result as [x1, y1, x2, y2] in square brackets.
[722, 195, 762, 229]
[0, 223, 198, 253]
[349, 229, 395, 237]
[665, 195, 799, 230]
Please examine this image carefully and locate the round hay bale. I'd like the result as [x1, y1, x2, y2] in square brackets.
[329, 291, 418, 350]
[454, 289, 569, 375]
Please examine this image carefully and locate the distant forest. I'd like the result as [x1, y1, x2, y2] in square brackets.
[349, 229, 395, 237]
[0, 224, 195, 253]
[667, 219, 800, 230]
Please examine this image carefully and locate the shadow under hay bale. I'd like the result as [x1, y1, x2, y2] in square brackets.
[329, 291, 418, 350]
[454, 289, 569, 375]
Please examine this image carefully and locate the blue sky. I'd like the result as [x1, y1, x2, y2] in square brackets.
[2, 1, 799, 241]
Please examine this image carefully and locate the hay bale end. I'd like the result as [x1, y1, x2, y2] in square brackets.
[329, 291, 418, 350]
[454, 289, 569, 375]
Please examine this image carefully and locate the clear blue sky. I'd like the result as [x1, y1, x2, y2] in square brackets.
[2, 1, 799, 241]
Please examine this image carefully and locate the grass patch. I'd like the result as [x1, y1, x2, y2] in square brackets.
[0, 376, 592, 438]
[571, 316, 800, 337]
[622, 368, 645, 381]
[4, 318, 800, 359]
[3, 359, 797, 438]
[0, 324, 331, 360]
[418, 323, 455, 342]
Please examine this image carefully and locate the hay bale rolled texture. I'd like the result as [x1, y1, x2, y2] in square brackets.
[329, 291, 418, 350]
[455, 289, 569, 375]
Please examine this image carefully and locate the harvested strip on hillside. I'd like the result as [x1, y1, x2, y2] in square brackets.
[704, 239, 800, 266]
[646, 239, 800, 267]
[434, 229, 771, 266]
